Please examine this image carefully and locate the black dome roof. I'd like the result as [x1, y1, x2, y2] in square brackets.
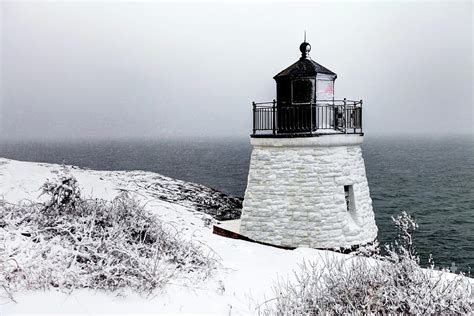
[274, 41, 336, 79]
[274, 58, 336, 80]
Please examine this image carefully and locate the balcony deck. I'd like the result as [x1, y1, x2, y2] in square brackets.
[252, 99, 363, 138]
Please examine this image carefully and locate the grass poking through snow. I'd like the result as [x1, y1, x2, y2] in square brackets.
[0, 169, 216, 300]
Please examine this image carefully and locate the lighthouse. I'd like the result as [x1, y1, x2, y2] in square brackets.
[238, 40, 378, 250]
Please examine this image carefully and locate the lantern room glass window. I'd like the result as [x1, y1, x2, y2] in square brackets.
[316, 79, 334, 101]
[292, 78, 315, 104]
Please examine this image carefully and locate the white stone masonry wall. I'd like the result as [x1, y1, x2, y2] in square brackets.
[239, 136, 378, 249]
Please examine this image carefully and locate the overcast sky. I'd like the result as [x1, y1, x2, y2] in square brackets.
[0, 1, 472, 140]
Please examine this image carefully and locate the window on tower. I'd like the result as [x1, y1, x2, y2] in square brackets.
[344, 185, 355, 212]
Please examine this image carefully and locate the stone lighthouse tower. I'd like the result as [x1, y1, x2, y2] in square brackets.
[239, 40, 378, 250]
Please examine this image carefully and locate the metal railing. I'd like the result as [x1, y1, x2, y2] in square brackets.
[252, 99, 363, 137]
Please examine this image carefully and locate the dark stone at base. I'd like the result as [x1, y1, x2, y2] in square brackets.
[213, 223, 379, 255]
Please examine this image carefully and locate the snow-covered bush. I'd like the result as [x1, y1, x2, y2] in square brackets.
[41, 165, 81, 210]
[0, 172, 216, 299]
[260, 212, 473, 314]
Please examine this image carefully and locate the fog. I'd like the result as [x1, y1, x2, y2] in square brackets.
[0, 1, 472, 140]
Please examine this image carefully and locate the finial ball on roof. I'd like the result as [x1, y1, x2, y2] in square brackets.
[299, 42, 311, 57]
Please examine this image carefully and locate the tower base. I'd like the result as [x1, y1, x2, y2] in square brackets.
[239, 134, 378, 249]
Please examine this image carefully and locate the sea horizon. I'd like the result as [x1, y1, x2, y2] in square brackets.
[1, 132, 473, 144]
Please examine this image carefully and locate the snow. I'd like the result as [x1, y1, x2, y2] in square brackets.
[215, 219, 242, 233]
[0, 158, 471, 314]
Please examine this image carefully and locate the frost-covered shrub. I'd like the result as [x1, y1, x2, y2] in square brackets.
[0, 174, 215, 299]
[260, 212, 473, 315]
[386, 211, 418, 261]
[41, 165, 81, 210]
[353, 239, 380, 257]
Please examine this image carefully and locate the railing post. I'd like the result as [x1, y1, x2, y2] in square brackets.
[272, 99, 276, 135]
[309, 101, 313, 135]
[360, 99, 363, 134]
[252, 101, 256, 135]
[343, 98, 347, 133]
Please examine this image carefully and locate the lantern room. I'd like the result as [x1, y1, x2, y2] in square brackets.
[274, 41, 337, 106]
[252, 40, 363, 136]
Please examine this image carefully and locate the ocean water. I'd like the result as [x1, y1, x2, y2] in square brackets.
[1, 135, 472, 272]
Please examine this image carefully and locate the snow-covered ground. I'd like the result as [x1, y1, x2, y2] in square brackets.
[0, 158, 354, 314]
[0, 158, 471, 314]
